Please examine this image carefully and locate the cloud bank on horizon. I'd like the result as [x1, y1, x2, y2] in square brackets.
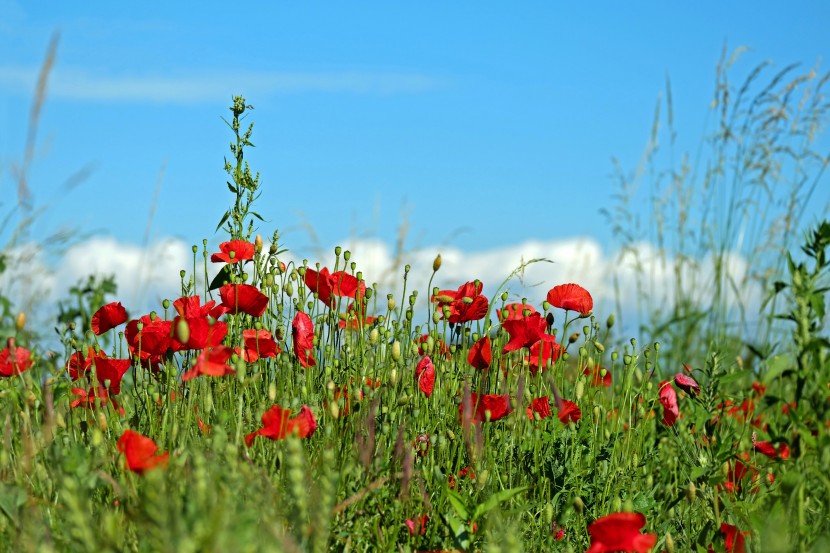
[0, 233, 761, 345]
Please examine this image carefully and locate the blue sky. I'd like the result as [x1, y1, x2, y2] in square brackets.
[1, 1, 828, 322]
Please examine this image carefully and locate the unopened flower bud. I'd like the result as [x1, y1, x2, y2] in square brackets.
[176, 319, 191, 345]
[255, 234, 263, 253]
[665, 533, 675, 553]
[594, 341, 605, 353]
[369, 328, 379, 345]
[15, 312, 25, 331]
[569, 332, 580, 344]
[573, 496, 584, 514]
[432, 254, 442, 272]
[686, 481, 697, 502]
[268, 382, 277, 401]
[391, 340, 401, 361]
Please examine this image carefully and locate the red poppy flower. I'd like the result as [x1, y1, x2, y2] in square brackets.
[304, 267, 366, 308]
[91, 302, 129, 335]
[658, 380, 679, 426]
[502, 312, 553, 353]
[90, 356, 131, 395]
[719, 522, 749, 553]
[586, 512, 657, 553]
[244, 404, 317, 447]
[467, 336, 492, 370]
[752, 437, 790, 460]
[235, 328, 281, 362]
[432, 280, 489, 324]
[557, 399, 582, 424]
[292, 311, 316, 368]
[415, 356, 435, 398]
[497, 302, 538, 321]
[66, 346, 96, 381]
[460, 392, 513, 424]
[674, 373, 700, 396]
[219, 283, 269, 317]
[170, 296, 228, 350]
[584, 365, 612, 387]
[70, 386, 124, 415]
[405, 514, 428, 536]
[117, 429, 169, 474]
[210, 240, 255, 264]
[0, 342, 34, 377]
[526, 396, 553, 420]
[125, 315, 173, 359]
[721, 458, 753, 494]
[546, 283, 593, 316]
[181, 346, 235, 381]
[525, 339, 562, 374]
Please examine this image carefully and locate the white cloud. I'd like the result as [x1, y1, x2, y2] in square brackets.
[0, 66, 442, 104]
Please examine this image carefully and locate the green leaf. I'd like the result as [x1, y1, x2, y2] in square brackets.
[442, 510, 471, 551]
[763, 354, 791, 384]
[215, 209, 231, 233]
[445, 488, 470, 520]
[471, 486, 527, 521]
[226, 181, 238, 194]
[209, 265, 233, 291]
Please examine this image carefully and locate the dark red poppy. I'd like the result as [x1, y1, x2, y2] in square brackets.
[752, 437, 790, 460]
[292, 311, 316, 368]
[584, 365, 612, 387]
[91, 302, 129, 335]
[719, 522, 749, 553]
[125, 315, 173, 359]
[66, 346, 96, 381]
[219, 283, 269, 317]
[525, 339, 562, 374]
[721, 458, 753, 494]
[210, 240, 255, 264]
[181, 346, 235, 381]
[526, 396, 553, 420]
[558, 399, 582, 424]
[467, 336, 492, 370]
[415, 356, 435, 398]
[432, 280, 489, 324]
[658, 380, 679, 426]
[235, 328, 281, 362]
[244, 404, 317, 446]
[460, 392, 513, 424]
[117, 429, 169, 474]
[0, 341, 33, 377]
[586, 512, 656, 553]
[304, 267, 366, 308]
[497, 302, 538, 321]
[546, 283, 593, 316]
[502, 312, 553, 353]
[674, 373, 700, 396]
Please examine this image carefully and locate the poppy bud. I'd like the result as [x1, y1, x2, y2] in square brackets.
[665, 533, 675, 553]
[369, 328, 379, 345]
[573, 496, 584, 514]
[269, 243, 278, 255]
[432, 311, 441, 324]
[268, 382, 277, 401]
[432, 254, 442, 272]
[686, 481, 696, 502]
[569, 332, 580, 344]
[390, 368, 398, 385]
[606, 313, 615, 329]
[575, 380, 584, 401]
[594, 341, 605, 353]
[97, 411, 108, 432]
[255, 234, 263, 253]
[546, 312, 555, 328]
[176, 319, 191, 345]
[284, 282, 294, 296]
[391, 340, 401, 361]
[329, 401, 340, 419]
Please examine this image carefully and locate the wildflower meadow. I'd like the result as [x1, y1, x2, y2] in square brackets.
[1, 61, 829, 553]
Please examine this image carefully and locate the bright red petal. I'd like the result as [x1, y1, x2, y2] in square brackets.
[415, 356, 435, 398]
[292, 311, 316, 368]
[546, 283, 593, 315]
[91, 302, 129, 335]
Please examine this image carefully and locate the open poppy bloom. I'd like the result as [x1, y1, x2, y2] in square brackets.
[526, 396, 553, 420]
[91, 302, 129, 335]
[181, 346, 235, 381]
[244, 404, 317, 446]
[431, 280, 489, 324]
[210, 239, 255, 264]
[502, 312, 554, 353]
[586, 512, 657, 553]
[497, 302, 538, 321]
[0, 341, 34, 377]
[235, 328, 281, 362]
[170, 295, 228, 351]
[674, 373, 700, 396]
[467, 336, 492, 370]
[415, 356, 435, 397]
[460, 392, 513, 424]
[546, 283, 593, 316]
[125, 315, 173, 359]
[117, 429, 169, 474]
[292, 311, 316, 368]
[525, 339, 562, 374]
[719, 522, 749, 553]
[752, 436, 790, 460]
[219, 283, 269, 317]
[658, 380, 679, 426]
[304, 267, 366, 309]
[558, 399, 582, 424]
[70, 386, 124, 415]
[405, 514, 428, 536]
[89, 356, 131, 395]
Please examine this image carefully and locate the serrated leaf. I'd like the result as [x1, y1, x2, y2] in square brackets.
[209, 265, 233, 291]
[471, 486, 527, 521]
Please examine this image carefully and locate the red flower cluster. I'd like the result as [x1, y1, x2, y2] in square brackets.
[586, 512, 656, 553]
[0, 339, 33, 377]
